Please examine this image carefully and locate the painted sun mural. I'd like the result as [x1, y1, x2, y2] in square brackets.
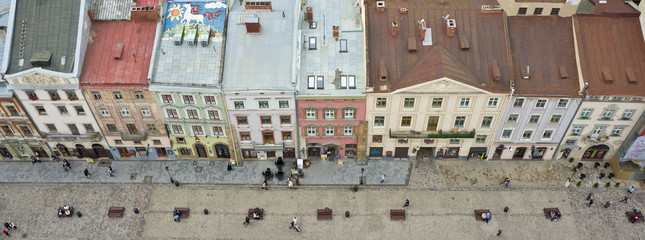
[162, 1, 227, 40]
[166, 4, 184, 22]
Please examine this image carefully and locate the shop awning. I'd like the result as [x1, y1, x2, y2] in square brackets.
[469, 147, 487, 154]
[254, 145, 284, 151]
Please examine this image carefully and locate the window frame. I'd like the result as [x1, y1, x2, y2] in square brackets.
[475, 135, 487, 144]
[487, 98, 499, 108]
[258, 101, 269, 109]
[279, 100, 289, 109]
[339, 39, 348, 52]
[280, 115, 291, 124]
[376, 98, 387, 108]
[161, 94, 174, 103]
[372, 135, 383, 143]
[234, 101, 245, 109]
[542, 130, 554, 140]
[99, 108, 110, 116]
[213, 126, 225, 136]
[240, 132, 251, 141]
[237, 116, 249, 125]
[305, 109, 316, 119]
[113, 91, 123, 99]
[403, 98, 415, 108]
[454, 116, 466, 128]
[571, 126, 583, 136]
[459, 98, 471, 108]
[141, 108, 152, 117]
[481, 116, 493, 128]
[374, 116, 385, 127]
[171, 125, 184, 134]
[580, 108, 592, 119]
[535, 99, 547, 108]
[549, 114, 562, 124]
[528, 114, 541, 124]
[507, 114, 519, 123]
[182, 95, 195, 104]
[134, 91, 145, 100]
[513, 98, 525, 108]
[325, 126, 335, 136]
[260, 116, 272, 125]
[400, 116, 412, 127]
[186, 109, 199, 119]
[208, 110, 220, 120]
[306, 126, 317, 136]
[431, 98, 443, 108]
[74, 106, 85, 115]
[343, 126, 353, 136]
[556, 99, 569, 108]
[166, 109, 178, 119]
[120, 108, 131, 117]
[521, 130, 534, 140]
[192, 125, 204, 136]
[533, 7, 543, 15]
[204, 96, 216, 105]
[518, 7, 527, 15]
[501, 129, 513, 139]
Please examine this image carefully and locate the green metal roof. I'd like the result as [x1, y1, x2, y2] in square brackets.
[576, 0, 595, 14]
[6, 0, 81, 74]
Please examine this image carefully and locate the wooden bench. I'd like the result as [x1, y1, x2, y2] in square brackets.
[107, 207, 125, 218]
[249, 208, 264, 220]
[626, 211, 644, 223]
[475, 209, 491, 221]
[390, 209, 405, 220]
[543, 208, 561, 219]
[174, 207, 189, 219]
[317, 208, 332, 220]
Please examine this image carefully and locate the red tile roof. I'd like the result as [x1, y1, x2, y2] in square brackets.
[80, 0, 158, 89]
[573, 15, 645, 96]
[367, 0, 511, 93]
[507, 17, 580, 97]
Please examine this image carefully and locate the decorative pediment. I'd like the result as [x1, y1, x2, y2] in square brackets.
[397, 79, 487, 94]
[20, 73, 59, 85]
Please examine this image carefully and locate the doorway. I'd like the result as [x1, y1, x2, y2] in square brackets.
[307, 146, 321, 158]
[369, 147, 383, 157]
[394, 147, 409, 158]
[92, 144, 109, 158]
[156, 147, 166, 157]
[68, 124, 80, 135]
[263, 132, 274, 144]
[117, 147, 130, 157]
[513, 147, 527, 159]
[345, 144, 357, 158]
[57, 144, 71, 157]
[582, 145, 609, 161]
[427, 116, 439, 131]
[418, 147, 434, 160]
[266, 151, 276, 158]
[31, 146, 49, 158]
[0, 147, 10, 157]
[126, 124, 139, 134]
[195, 144, 207, 158]
[215, 144, 230, 158]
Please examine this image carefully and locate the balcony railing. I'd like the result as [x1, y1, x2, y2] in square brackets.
[389, 129, 476, 139]
[120, 132, 148, 141]
[46, 133, 102, 142]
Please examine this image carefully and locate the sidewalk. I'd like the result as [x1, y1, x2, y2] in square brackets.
[0, 158, 412, 186]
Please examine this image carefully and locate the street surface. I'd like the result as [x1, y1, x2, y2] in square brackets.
[0, 158, 643, 239]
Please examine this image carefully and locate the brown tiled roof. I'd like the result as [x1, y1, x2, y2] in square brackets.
[367, 0, 511, 93]
[589, 0, 640, 16]
[507, 17, 580, 97]
[573, 15, 645, 96]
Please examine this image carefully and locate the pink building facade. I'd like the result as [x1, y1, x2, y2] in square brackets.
[298, 98, 366, 160]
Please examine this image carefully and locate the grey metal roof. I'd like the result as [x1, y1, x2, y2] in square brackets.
[222, 0, 297, 91]
[92, 0, 134, 21]
[5, 0, 81, 75]
[297, 0, 366, 97]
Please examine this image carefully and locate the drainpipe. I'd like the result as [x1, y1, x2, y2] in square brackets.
[294, 91, 301, 159]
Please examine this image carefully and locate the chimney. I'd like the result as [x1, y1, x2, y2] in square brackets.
[446, 19, 456, 37]
[376, 1, 385, 12]
[625, 68, 637, 84]
[245, 16, 261, 33]
[88, 10, 95, 23]
[306, 7, 313, 21]
[441, 0, 447, 4]
[131, 6, 158, 22]
[418, 19, 427, 42]
[558, 65, 569, 80]
[333, 26, 339, 38]
[400, 8, 408, 14]
[391, 21, 398, 37]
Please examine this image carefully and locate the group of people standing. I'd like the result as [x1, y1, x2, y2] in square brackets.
[3, 222, 17, 237]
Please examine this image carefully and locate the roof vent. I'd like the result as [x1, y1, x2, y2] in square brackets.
[625, 68, 637, 84]
[459, 33, 470, 50]
[522, 65, 531, 79]
[199, 24, 211, 47]
[332, 26, 339, 38]
[246, 1, 272, 11]
[245, 15, 261, 33]
[378, 60, 388, 82]
[490, 60, 502, 82]
[173, 25, 184, 46]
[376, 1, 385, 12]
[131, 6, 158, 22]
[30, 51, 52, 67]
[60, 56, 66, 66]
[186, 23, 198, 46]
[602, 67, 613, 84]
[481, 5, 502, 13]
[558, 65, 569, 79]
[112, 43, 124, 60]
[391, 21, 398, 37]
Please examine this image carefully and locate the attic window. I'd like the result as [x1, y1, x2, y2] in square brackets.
[113, 43, 124, 60]
[602, 67, 613, 84]
[559, 65, 569, 79]
[340, 39, 348, 52]
[30, 51, 52, 67]
[626, 68, 637, 84]
[490, 60, 502, 82]
[309, 37, 317, 50]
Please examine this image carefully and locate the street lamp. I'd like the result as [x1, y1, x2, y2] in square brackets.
[165, 166, 179, 187]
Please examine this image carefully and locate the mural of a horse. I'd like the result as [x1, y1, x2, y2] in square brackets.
[181, 3, 204, 23]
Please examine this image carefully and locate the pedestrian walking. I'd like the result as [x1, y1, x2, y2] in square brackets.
[403, 199, 409, 207]
[381, 175, 386, 184]
[64, 159, 71, 169]
[586, 192, 593, 201]
[243, 216, 250, 227]
[3, 222, 9, 230]
[628, 186, 635, 194]
[604, 201, 612, 208]
[619, 196, 629, 203]
[8, 223, 15, 230]
[288, 180, 293, 188]
[227, 162, 233, 171]
[497, 229, 502, 236]
[289, 216, 300, 232]
[588, 198, 594, 207]
[501, 177, 510, 187]
[108, 166, 114, 177]
[83, 168, 90, 179]
[261, 180, 268, 190]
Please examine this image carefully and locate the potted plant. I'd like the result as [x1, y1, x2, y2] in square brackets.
[580, 116, 589, 120]
[568, 158, 574, 163]
[303, 160, 311, 168]
[621, 117, 630, 120]
[40, 133, 47, 139]
[572, 166, 577, 172]
[585, 136, 591, 139]
[29, 95, 38, 101]
[593, 182, 599, 188]
[571, 133, 579, 136]
[605, 182, 611, 188]
[576, 181, 581, 187]
[601, 117, 610, 120]
[298, 169, 304, 177]
[615, 182, 620, 188]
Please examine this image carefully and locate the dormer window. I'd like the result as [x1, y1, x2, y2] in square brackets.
[308, 37, 317, 50]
